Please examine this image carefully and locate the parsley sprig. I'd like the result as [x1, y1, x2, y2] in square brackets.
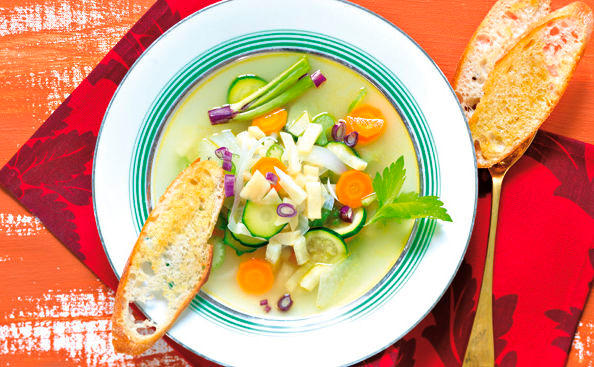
[365, 156, 452, 226]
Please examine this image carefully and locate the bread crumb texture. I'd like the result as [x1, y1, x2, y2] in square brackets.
[470, 2, 593, 167]
[455, 0, 551, 119]
[111, 159, 224, 355]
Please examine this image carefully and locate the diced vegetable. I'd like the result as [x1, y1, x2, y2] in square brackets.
[302, 145, 347, 175]
[224, 174, 235, 197]
[251, 157, 288, 192]
[348, 87, 367, 112]
[223, 229, 257, 255]
[343, 131, 359, 147]
[312, 112, 336, 145]
[237, 259, 274, 295]
[265, 242, 283, 265]
[266, 143, 284, 160]
[243, 200, 287, 239]
[330, 207, 366, 238]
[279, 132, 300, 174]
[261, 188, 282, 205]
[326, 142, 367, 171]
[227, 74, 267, 104]
[285, 111, 310, 137]
[248, 125, 266, 140]
[305, 182, 322, 220]
[297, 123, 323, 154]
[304, 228, 346, 263]
[345, 104, 385, 145]
[239, 170, 270, 202]
[274, 167, 307, 204]
[336, 170, 373, 208]
[303, 164, 319, 178]
[252, 108, 288, 134]
[300, 264, 332, 291]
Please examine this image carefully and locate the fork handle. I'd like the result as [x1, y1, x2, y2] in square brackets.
[462, 173, 504, 367]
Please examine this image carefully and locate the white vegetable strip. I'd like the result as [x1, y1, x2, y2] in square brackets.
[300, 264, 331, 291]
[280, 132, 301, 174]
[265, 242, 283, 264]
[248, 126, 266, 139]
[274, 167, 307, 204]
[286, 264, 314, 292]
[320, 183, 334, 210]
[326, 143, 368, 171]
[303, 146, 347, 174]
[292, 236, 309, 265]
[305, 182, 322, 219]
[209, 129, 241, 154]
[297, 123, 323, 154]
[326, 178, 338, 201]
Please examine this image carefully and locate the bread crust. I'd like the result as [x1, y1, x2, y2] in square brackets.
[111, 159, 224, 355]
[470, 1, 593, 167]
[453, 0, 551, 119]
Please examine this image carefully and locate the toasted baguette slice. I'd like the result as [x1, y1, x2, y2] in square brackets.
[454, 0, 551, 119]
[111, 159, 224, 355]
[470, 2, 593, 167]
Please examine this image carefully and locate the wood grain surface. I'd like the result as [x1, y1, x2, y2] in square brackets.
[0, 0, 592, 365]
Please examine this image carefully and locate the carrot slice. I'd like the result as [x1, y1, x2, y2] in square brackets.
[252, 108, 288, 134]
[345, 105, 386, 145]
[251, 157, 287, 192]
[237, 258, 274, 295]
[336, 170, 373, 208]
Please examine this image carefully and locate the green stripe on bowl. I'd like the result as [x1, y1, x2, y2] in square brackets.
[128, 30, 440, 334]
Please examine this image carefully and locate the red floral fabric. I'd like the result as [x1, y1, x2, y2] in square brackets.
[0, 1, 592, 366]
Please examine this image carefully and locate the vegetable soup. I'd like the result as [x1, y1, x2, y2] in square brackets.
[151, 52, 449, 317]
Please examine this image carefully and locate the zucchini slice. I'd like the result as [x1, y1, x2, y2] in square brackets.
[227, 74, 267, 104]
[230, 231, 267, 247]
[304, 228, 347, 263]
[223, 230, 257, 255]
[329, 207, 366, 238]
[242, 201, 286, 239]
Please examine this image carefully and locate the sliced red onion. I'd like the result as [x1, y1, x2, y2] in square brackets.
[310, 70, 326, 87]
[215, 147, 232, 160]
[224, 174, 235, 197]
[332, 120, 347, 142]
[277, 293, 293, 312]
[208, 105, 236, 124]
[259, 299, 268, 306]
[266, 172, 278, 185]
[277, 203, 297, 218]
[339, 205, 354, 223]
[222, 159, 233, 172]
[344, 131, 359, 147]
[264, 305, 272, 313]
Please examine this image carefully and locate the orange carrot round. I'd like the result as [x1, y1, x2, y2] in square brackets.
[336, 170, 373, 208]
[251, 157, 287, 192]
[237, 258, 274, 295]
[252, 108, 288, 134]
[345, 105, 385, 145]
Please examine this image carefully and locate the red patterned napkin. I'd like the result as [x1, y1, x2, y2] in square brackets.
[1, 0, 592, 366]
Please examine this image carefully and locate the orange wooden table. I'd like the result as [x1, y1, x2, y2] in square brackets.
[0, 0, 592, 365]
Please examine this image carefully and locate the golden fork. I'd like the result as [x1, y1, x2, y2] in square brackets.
[462, 135, 536, 367]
